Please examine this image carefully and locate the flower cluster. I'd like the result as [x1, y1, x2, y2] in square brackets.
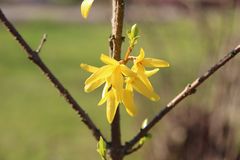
[81, 48, 169, 123]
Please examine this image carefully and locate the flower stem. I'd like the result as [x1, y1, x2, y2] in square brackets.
[124, 46, 133, 62]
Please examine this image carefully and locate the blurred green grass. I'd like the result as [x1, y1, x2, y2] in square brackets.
[0, 16, 237, 159]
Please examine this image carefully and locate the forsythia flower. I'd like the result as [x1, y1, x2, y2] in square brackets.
[81, 54, 136, 123]
[81, 0, 94, 19]
[132, 48, 170, 91]
[81, 50, 169, 123]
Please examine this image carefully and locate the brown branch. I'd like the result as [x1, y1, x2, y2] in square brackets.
[109, 0, 125, 160]
[111, 0, 125, 60]
[125, 143, 143, 155]
[110, 107, 123, 159]
[0, 9, 106, 142]
[123, 45, 240, 154]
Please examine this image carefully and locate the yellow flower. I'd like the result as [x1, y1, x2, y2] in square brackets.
[125, 76, 160, 102]
[80, 0, 94, 19]
[80, 50, 170, 124]
[81, 54, 136, 123]
[132, 48, 170, 90]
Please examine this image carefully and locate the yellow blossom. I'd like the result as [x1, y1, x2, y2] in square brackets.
[81, 0, 94, 19]
[125, 76, 160, 102]
[81, 54, 136, 123]
[80, 49, 170, 123]
[132, 48, 170, 90]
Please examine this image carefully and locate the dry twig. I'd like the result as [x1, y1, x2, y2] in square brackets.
[124, 45, 240, 154]
[36, 33, 47, 53]
[0, 9, 106, 142]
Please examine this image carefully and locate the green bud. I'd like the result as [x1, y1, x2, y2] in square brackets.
[97, 137, 107, 160]
[139, 133, 152, 145]
[127, 24, 140, 47]
[131, 24, 139, 39]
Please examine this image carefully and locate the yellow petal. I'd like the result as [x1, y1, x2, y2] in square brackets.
[131, 64, 137, 72]
[120, 64, 136, 77]
[84, 78, 105, 92]
[98, 89, 110, 106]
[80, 0, 94, 19]
[145, 68, 159, 77]
[136, 64, 153, 91]
[85, 65, 113, 85]
[80, 63, 98, 73]
[102, 81, 111, 98]
[100, 54, 119, 65]
[122, 89, 137, 116]
[126, 82, 133, 91]
[111, 67, 123, 101]
[106, 90, 119, 123]
[136, 48, 145, 63]
[142, 58, 170, 68]
[132, 77, 160, 101]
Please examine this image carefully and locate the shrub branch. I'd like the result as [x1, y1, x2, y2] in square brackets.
[110, 0, 125, 160]
[124, 45, 240, 154]
[0, 9, 106, 142]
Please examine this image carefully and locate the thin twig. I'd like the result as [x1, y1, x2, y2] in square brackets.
[123, 45, 240, 154]
[0, 9, 106, 142]
[36, 33, 47, 53]
[125, 143, 143, 155]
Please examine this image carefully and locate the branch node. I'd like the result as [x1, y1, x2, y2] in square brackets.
[185, 84, 197, 95]
[28, 51, 39, 61]
[36, 33, 47, 54]
[121, 36, 125, 42]
[109, 35, 114, 56]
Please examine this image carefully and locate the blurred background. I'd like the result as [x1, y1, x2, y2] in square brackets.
[0, 0, 240, 159]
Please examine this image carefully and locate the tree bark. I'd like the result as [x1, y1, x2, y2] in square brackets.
[111, 0, 124, 60]
[110, 108, 123, 160]
[110, 0, 125, 160]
